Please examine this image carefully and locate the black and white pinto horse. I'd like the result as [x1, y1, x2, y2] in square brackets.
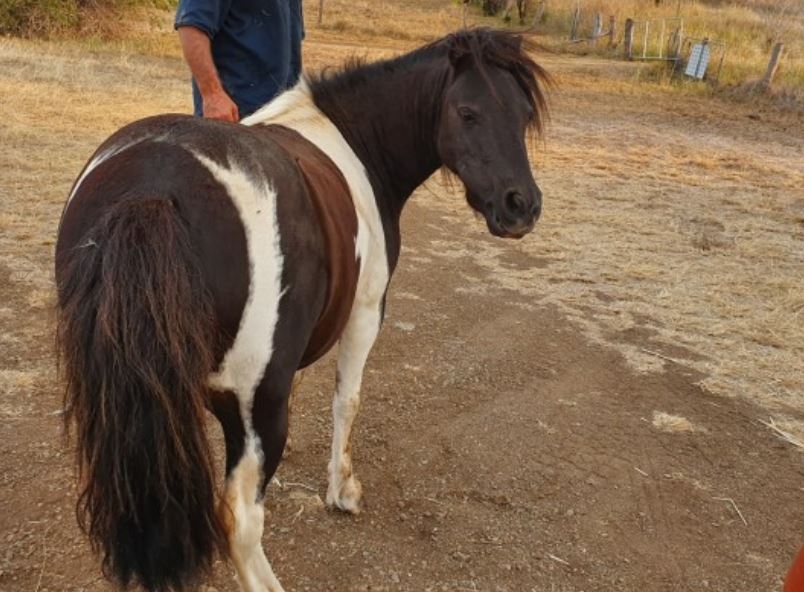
[55, 28, 549, 592]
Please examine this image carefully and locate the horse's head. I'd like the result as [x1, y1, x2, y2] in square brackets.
[437, 29, 550, 239]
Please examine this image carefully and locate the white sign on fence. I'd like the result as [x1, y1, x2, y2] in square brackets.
[685, 42, 711, 79]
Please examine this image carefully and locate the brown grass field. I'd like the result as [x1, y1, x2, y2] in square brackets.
[1, 1, 803, 591]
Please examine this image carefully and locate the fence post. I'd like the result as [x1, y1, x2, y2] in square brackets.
[570, 5, 580, 41]
[762, 42, 784, 90]
[642, 20, 649, 59]
[503, 0, 515, 22]
[535, 0, 547, 22]
[624, 18, 634, 60]
[609, 15, 616, 47]
[669, 24, 681, 58]
[592, 13, 602, 44]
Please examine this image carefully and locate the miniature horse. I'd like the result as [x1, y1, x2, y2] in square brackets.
[55, 28, 550, 592]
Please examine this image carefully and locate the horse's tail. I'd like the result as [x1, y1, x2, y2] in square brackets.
[56, 198, 227, 591]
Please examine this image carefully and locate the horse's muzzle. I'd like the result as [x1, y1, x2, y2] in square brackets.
[491, 186, 541, 238]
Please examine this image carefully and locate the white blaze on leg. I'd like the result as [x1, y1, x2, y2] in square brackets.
[191, 152, 285, 592]
[326, 303, 382, 513]
[224, 440, 285, 592]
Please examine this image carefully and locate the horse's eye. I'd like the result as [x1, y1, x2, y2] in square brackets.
[458, 106, 478, 123]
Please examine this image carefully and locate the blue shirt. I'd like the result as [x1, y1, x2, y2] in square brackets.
[175, 0, 304, 118]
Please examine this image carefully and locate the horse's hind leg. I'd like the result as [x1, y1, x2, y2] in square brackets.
[214, 374, 291, 592]
[222, 440, 284, 592]
[326, 302, 381, 513]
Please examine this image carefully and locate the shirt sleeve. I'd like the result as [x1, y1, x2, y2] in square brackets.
[174, 0, 232, 38]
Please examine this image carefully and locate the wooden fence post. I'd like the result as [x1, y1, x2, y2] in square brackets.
[592, 12, 603, 43]
[570, 5, 580, 41]
[669, 24, 682, 58]
[624, 18, 634, 60]
[609, 15, 616, 47]
[535, 0, 547, 22]
[503, 0, 515, 21]
[762, 42, 784, 89]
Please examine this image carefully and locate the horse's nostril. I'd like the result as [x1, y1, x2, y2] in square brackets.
[504, 190, 528, 217]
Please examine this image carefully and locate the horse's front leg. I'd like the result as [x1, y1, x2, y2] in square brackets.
[326, 301, 382, 513]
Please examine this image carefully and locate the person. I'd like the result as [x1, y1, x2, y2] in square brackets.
[175, 0, 304, 122]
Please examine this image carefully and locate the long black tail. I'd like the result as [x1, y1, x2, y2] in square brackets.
[56, 198, 226, 591]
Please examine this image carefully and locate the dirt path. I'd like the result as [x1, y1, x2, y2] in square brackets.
[1, 34, 802, 592]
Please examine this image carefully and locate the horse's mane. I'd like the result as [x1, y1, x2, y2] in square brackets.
[308, 28, 551, 135]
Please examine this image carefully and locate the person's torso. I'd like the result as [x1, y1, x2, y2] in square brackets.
[213, 0, 304, 117]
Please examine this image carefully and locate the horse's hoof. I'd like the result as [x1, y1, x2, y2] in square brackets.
[326, 475, 363, 514]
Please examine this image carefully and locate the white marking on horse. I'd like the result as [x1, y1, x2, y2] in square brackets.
[243, 79, 385, 274]
[223, 438, 284, 592]
[190, 152, 285, 592]
[325, 303, 382, 512]
[244, 79, 390, 512]
[67, 139, 143, 204]
[195, 153, 284, 403]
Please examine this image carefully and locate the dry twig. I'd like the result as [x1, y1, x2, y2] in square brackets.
[758, 418, 804, 450]
[713, 497, 748, 526]
[640, 347, 685, 365]
[547, 553, 570, 566]
[282, 481, 319, 493]
[292, 506, 305, 522]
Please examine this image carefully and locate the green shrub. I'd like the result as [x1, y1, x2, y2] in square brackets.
[0, 0, 80, 35]
[0, 0, 176, 36]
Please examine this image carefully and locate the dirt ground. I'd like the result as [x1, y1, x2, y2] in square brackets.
[1, 13, 803, 592]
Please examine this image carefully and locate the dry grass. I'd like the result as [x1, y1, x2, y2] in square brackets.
[311, 0, 462, 45]
[490, 0, 803, 100]
[652, 411, 702, 433]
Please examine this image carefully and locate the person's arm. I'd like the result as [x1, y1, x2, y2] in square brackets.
[177, 26, 239, 122]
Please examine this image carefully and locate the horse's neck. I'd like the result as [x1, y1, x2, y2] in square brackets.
[311, 55, 448, 220]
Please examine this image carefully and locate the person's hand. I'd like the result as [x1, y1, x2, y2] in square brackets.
[203, 89, 239, 122]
